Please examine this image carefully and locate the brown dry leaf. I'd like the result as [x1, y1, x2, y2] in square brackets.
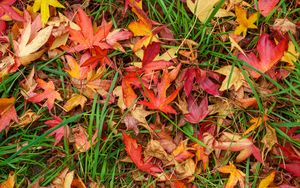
[130, 105, 154, 132]
[51, 168, 76, 188]
[113, 86, 126, 111]
[15, 109, 41, 127]
[272, 18, 296, 35]
[229, 34, 245, 54]
[63, 94, 87, 112]
[176, 94, 189, 114]
[0, 172, 15, 188]
[258, 171, 276, 188]
[124, 114, 140, 135]
[50, 32, 69, 50]
[72, 126, 97, 153]
[144, 139, 173, 164]
[20, 67, 37, 99]
[174, 158, 196, 181]
[208, 98, 234, 124]
[215, 65, 245, 91]
[261, 124, 277, 160]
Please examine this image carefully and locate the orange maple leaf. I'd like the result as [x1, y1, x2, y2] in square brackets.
[0, 97, 18, 132]
[68, 7, 131, 52]
[28, 79, 62, 110]
[139, 65, 181, 114]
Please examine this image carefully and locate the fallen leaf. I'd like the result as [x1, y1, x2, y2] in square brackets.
[258, 171, 276, 188]
[258, 0, 279, 17]
[243, 116, 267, 136]
[0, 98, 18, 132]
[281, 41, 299, 67]
[139, 68, 181, 114]
[122, 132, 163, 175]
[261, 124, 277, 160]
[65, 55, 90, 80]
[73, 125, 96, 153]
[32, 0, 65, 25]
[215, 132, 263, 163]
[68, 7, 130, 52]
[187, 0, 220, 23]
[13, 12, 53, 65]
[16, 109, 41, 127]
[144, 139, 173, 164]
[184, 95, 208, 124]
[279, 163, 300, 178]
[0, 0, 23, 22]
[45, 115, 69, 145]
[124, 114, 140, 135]
[218, 162, 245, 188]
[0, 172, 15, 188]
[234, 6, 258, 36]
[182, 68, 220, 96]
[63, 94, 87, 112]
[272, 18, 297, 35]
[215, 65, 245, 91]
[28, 78, 62, 110]
[238, 33, 288, 78]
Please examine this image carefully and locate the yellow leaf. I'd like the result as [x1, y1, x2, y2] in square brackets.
[187, 0, 220, 23]
[244, 116, 268, 135]
[215, 65, 245, 91]
[32, 0, 65, 25]
[0, 172, 15, 188]
[63, 94, 87, 112]
[218, 162, 245, 188]
[258, 171, 276, 188]
[234, 6, 257, 36]
[0, 98, 15, 113]
[281, 41, 299, 66]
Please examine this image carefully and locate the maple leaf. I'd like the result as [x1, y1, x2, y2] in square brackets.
[32, 0, 65, 25]
[122, 132, 163, 175]
[258, 0, 279, 17]
[0, 97, 18, 132]
[218, 162, 245, 188]
[0, 0, 23, 22]
[28, 78, 62, 110]
[142, 42, 173, 73]
[0, 171, 15, 188]
[65, 54, 89, 80]
[182, 68, 220, 96]
[215, 65, 245, 91]
[63, 94, 87, 112]
[13, 12, 53, 65]
[68, 7, 131, 52]
[81, 47, 115, 69]
[279, 163, 300, 178]
[187, 0, 219, 23]
[258, 171, 276, 188]
[281, 41, 299, 66]
[184, 95, 208, 124]
[45, 115, 69, 145]
[215, 132, 263, 163]
[238, 34, 288, 78]
[139, 66, 181, 114]
[234, 6, 258, 37]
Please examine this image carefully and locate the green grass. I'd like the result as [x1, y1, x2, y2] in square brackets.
[0, 0, 299, 187]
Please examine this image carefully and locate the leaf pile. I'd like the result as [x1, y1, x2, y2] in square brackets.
[0, 0, 299, 187]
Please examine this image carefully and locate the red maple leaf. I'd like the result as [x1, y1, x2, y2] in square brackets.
[0, 0, 24, 21]
[182, 68, 220, 96]
[45, 115, 69, 145]
[122, 132, 162, 175]
[28, 79, 62, 110]
[142, 42, 173, 73]
[238, 34, 288, 78]
[184, 95, 208, 124]
[68, 7, 131, 52]
[139, 66, 181, 114]
[258, 0, 279, 17]
[0, 97, 18, 132]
